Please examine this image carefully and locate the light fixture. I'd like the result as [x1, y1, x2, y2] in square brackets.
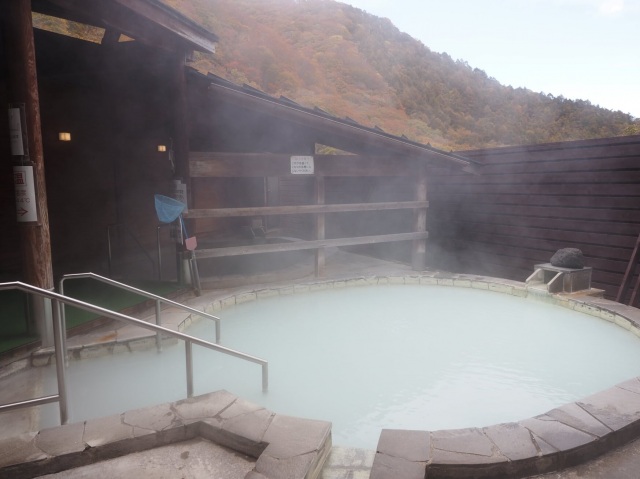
[157, 145, 167, 152]
[58, 132, 71, 141]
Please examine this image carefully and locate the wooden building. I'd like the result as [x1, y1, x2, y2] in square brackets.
[0, 0, 476, 301]
[184, 70, 477, 284]
[0, 0, 216, 286]
[2, 0, 637, 334]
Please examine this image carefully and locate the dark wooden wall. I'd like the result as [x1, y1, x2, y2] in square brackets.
[427, 135, 640, 299]
[0, 30, 178, 280]
[3, 30, 638, 292]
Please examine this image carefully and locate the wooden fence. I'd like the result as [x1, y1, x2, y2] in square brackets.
[427, 135, 640, 300]
[188, 152, 430, 276]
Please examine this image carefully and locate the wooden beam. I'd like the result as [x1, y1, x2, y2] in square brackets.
[315, 176, 325, 277]
[185, 201, 429, 218]
[196, 232, 429, 259]
[189, 153, 417, 177]
[36, 0, 217, 53]
[112, 0, 218, 51]
[173, 51, 190, 186]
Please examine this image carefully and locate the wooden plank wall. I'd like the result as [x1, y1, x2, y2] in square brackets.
[427, 135, 640, 299]
[278, 176, 315, 239]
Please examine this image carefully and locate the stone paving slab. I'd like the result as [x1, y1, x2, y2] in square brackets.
[257, 414, 332, 479]
[320, 447, 374, 479]
[370, 452, 425, 479]
[0, 433, 47, 469]
[37, 437, 256, 479]
[370, 375, 640, 479]
[577, 384, 640, 432]
[544, 403, 612, 438]
[529, 436, 640, 478]
[376, 429, 430, 462]
[0, 391, 331, 479]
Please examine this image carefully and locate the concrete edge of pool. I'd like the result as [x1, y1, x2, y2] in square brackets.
[0, 390, 332, 479]
[3, 271, 640, 479]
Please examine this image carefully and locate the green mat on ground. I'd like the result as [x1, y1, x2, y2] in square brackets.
[0, 279, 182, 355]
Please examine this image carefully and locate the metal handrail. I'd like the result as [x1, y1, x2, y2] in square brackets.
[0, 281, 268, 427]
[0, 283, 68, 424]
[58, 273, 221, 352]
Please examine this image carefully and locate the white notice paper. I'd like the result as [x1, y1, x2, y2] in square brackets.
[290, 156, 314, 174]
[8, 108, 24, 156]
[13, 165, 38, 222]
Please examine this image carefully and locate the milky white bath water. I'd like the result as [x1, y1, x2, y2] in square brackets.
[44, 285, 640, 449]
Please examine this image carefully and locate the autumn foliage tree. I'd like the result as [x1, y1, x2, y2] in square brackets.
[164, 0, 638, 150]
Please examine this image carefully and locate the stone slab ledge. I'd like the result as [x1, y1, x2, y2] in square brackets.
[370, 377, 640, 479]
[0, 390, 332, 479]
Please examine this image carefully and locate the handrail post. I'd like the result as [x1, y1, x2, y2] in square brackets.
[59, 272, 222, 345]
[51, 298, 69, 424]
[262, 363, 269, 392]
[185, 340, 194, 397]
[155, 299, 162, 351]
[58, 278, 69, 367]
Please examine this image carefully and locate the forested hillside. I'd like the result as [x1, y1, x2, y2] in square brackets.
[46, 0, 640, 150]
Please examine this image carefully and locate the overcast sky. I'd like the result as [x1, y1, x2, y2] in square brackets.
[341, 0, 639, 118]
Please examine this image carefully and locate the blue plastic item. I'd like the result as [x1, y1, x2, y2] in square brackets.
[154, 194, 185, 223]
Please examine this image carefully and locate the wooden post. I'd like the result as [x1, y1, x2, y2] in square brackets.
[2, 0, 55, 344]
[315, 175, 325, 277]
[411, 162, 427, 271]
[171, 50, 202, 293]
[172, 50, 190, 188]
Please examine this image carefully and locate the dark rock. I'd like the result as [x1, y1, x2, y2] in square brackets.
[550, 248, 584, 269]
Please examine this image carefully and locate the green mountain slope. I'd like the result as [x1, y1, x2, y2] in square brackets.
[169, 0, 639, 150]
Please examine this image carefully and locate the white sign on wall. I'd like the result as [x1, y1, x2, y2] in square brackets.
[290, 156, 314, 174]
[8, 108, 24, 156]
[13, 165, 38, 223]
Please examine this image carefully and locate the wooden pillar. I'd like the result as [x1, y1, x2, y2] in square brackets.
[2, 0, 54, 344]
[411, 162, 427, 271]
[315, 175, 325, 277]
[172, 50, 190, 190]
[169, 52, 188, 274]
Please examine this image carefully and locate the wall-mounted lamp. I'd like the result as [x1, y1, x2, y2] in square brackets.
[58, 132, 71, 141]
[159, 139, 175, 173]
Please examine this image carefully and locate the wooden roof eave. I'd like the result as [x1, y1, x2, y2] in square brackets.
[32, 0, 217, 53]
[206, 81, 479, 172]
[111, 0, 217, 52]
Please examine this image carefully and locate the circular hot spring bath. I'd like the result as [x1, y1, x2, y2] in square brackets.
[46, 279, 640, 451]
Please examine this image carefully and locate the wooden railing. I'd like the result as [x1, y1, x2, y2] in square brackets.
[188, 153, 430, 275]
